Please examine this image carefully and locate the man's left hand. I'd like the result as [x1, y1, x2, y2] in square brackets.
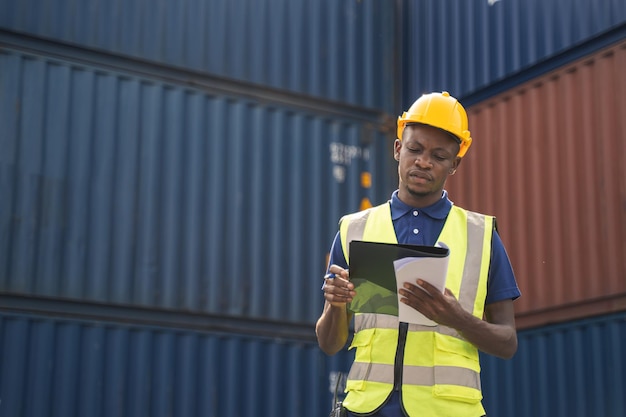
[398, 279, 469, 328]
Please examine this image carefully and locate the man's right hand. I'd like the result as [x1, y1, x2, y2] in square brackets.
[322, 265, 356, 306]
[316, 264, 355, 355]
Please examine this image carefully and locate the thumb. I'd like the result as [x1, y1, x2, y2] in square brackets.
[444, 288, 457, 299]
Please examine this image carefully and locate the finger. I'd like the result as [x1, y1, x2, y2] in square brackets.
[399, 287, 418, 299]
[335, 281, 356, 296]
[324, 285, 355, 304]
[444, 288, 457, 299]
[402, 282, 432, 300]
[328, 264, 350, 280]
[398, 291, 432, 317]
[322, 271, 340, 292]
[323, 277, 355, 295]
[325, 274, 354, 291]
[328, 264, 344, 274]
[416, 279, 442, 296]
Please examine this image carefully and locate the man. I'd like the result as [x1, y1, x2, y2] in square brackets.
[316, 91, 520, 417]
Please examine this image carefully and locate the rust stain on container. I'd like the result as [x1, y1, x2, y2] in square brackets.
[447, 40, 626, 329]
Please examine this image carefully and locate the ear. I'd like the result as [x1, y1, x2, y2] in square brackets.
[449, 157, 462, 174]
[393, 139, 402, 161]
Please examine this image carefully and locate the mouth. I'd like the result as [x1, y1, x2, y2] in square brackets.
[408, 170, 432, 182]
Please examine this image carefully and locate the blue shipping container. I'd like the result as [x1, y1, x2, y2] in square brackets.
[481, 312, 626, 417]
[0, 0, 396, 110]
[400, 0, 626, 103]
[0, 310, 355, 417]
[2, 308, 624, 417]
[0, 34, 396, 323]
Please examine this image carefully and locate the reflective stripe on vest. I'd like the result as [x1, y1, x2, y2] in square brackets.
[348, 362, 480, 388]
[339, 202, 492, 417]
[347, 313, 480, 390]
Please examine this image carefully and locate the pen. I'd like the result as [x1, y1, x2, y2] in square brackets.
[321, 273, 335, 291]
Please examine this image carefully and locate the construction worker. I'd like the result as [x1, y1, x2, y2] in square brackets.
[316, 91, 520, 417]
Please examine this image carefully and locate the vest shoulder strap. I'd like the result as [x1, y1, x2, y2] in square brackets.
[339, 203, 393, 261]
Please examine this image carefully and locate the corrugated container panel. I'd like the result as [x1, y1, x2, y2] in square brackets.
[0, 312, 354, 417]
[446, 40, 626, 328]
[0, 44, 396, 323]
[402, 0, 626, 101]
[480, 312, 626, 417]
[0, 0, 396, 109]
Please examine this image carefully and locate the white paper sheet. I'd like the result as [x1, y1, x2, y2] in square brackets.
[393, 253, 449, 326]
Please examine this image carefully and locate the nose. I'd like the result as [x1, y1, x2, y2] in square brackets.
[414, 156, 432, 169]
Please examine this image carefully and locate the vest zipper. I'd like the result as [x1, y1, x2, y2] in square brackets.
[393, 322, 408, 390]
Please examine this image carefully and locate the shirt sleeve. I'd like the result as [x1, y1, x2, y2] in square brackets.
[326, 231, 349, 272]
[486, 229, 521, 304]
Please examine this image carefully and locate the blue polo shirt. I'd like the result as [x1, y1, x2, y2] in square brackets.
[327, 191, 520, 417]
[327, 190, 521, 304]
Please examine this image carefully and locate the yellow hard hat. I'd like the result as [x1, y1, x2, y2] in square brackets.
[397, 91, 472, 157]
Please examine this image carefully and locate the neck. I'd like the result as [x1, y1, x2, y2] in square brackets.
[397, 189, 442, 208]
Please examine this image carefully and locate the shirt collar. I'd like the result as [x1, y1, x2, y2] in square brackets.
[389, 189, 452, 221]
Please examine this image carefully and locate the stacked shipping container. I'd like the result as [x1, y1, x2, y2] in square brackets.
[1, 0, 626, 416]
[0, 311, 354, 417]
[0, 0, 396, 109]
[453, 38, 626, 417]
[453, 40, 626, 329]
[480, 312, 626, 416]
[401, 1, 626, 415]
[401, 0, 626, 102]
[0, 40, 394, 321]
[1, 0, 394, 414]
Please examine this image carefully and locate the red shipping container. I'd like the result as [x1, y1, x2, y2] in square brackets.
[447, 40, 626, 329]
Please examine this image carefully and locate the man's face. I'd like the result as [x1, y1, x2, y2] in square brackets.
[394, 123, 461, 207]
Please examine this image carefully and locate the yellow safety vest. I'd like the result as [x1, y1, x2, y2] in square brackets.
[339, 202, 493, 417]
